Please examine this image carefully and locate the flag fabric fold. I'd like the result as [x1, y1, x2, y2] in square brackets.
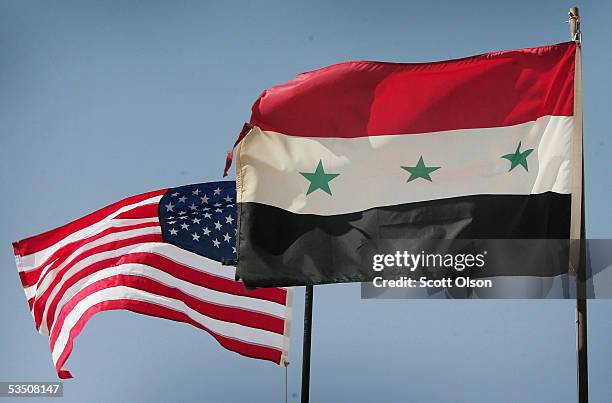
[232, 42, 577, 288]
[13, 181, 292, 378]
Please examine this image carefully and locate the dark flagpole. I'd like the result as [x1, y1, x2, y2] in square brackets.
[576, 156, 588, 403]
[301, 285, 314, 403]
[568, 7, 588, 403]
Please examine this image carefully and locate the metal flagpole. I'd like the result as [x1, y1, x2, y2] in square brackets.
[301, 285, 314, 403]
[568, 6, 588, 403]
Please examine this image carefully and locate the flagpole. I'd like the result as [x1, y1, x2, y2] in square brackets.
[300, 285, 314, 403]
[568, 6, 588, 403]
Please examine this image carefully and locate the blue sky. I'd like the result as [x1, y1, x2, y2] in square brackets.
[1, 1, 611, 402]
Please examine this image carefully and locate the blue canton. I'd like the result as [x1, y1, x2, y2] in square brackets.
[159, 181, 237, 263]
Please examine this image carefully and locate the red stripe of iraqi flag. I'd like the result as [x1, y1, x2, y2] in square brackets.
[252, 42, 575, 137]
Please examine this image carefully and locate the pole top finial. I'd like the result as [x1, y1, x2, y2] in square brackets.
[568, 7, 581, 45]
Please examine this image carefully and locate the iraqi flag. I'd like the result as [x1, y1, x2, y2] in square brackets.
[227, 42, 579, 288]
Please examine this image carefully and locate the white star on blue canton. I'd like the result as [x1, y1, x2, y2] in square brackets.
[192, 232, 201, 241]
[169, 228, 178, 235]
[192, 189, 201, 195]
[203, 227, 211, 236]
[213, 238, 220, 248]
[225, 215, 234, 224]
[214, 221, 223, 230]
[181, 223, 190, 230]
[178, 196, 187, 203]
[200, 195, 209, 204]
[223, 233, 231, 242]
[213, 187, 222, 195]
[165, 202, 175, 212]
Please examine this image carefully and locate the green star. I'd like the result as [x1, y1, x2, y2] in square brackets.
[401, 156, 440, 182]
[501, 141, 534, 172]
[300, 160, 340, 195]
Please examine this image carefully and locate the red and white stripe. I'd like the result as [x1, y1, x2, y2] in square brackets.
[13, 189, 292, 379]
[230, 43, 577, 215]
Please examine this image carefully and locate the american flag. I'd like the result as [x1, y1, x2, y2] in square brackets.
[12, 181, 292, 379]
